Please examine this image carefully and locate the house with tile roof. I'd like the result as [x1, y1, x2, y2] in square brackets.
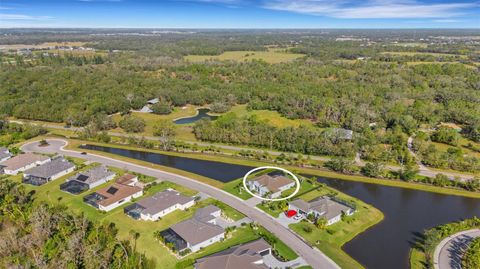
[0, 152, 50, 175]
[160, 205, 224, 253]
[124, 189, 195, 220]
[60, 165, 116, 194]
[23, 157, 75, 186]
[194, 238, 271, 269]
[247, 174, 295, 198]
[289, 196, 355, 226]
[83, 177, 143, 212]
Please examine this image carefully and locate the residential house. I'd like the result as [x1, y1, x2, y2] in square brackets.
[23, 157, 75, 186]
[247, 174, 295, 198]
[194, 238, 272, 269]
[0, 153, 50, 175]
[289, 196, 355, 226]
[0, 147, 12, 163]
[116, 173, 138, 186]
[83, 176, 143, 212]
[124, 189, 195, 220]
[160, 205, 224, 253]
[60, 165, 116, 194]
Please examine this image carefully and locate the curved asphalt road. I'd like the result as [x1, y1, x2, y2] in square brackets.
[434, 229, 480, 269]
[21, 139, 339, 269]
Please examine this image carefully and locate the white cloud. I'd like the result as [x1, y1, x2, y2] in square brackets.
[0, 14, 53, 20]
[263, 0, 477, 18]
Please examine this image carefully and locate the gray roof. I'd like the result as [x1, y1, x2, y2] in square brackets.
[291, 196, 353, 220]
[195, 238, 270, 269]
[171, 205, 224, 246]
[136, 189, 194, 215]
[67, 165, 115, 185]
[24, 157, 75, 179]
[194, 205, 221, 222]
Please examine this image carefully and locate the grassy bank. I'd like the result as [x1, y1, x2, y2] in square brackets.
[59, 138, 480, 199]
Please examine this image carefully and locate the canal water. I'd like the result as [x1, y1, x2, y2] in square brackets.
[173, 108, 218, 124]
[80, 144, 480, 269]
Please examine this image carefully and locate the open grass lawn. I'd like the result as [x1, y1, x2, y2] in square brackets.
[290, 190, 384, 269]
[184, 48, 305, 64]
[409, 248, 427, 269]
[228, 104, 314, 128]
[111, 105, 199, 140]
[222, 178, 253, 200]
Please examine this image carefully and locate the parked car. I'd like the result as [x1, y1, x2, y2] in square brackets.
[80, 152, 87, 155]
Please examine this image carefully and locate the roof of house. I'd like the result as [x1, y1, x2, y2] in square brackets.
[136, 189, 194, 216]
[95, 182, 143, 207]
[171, 205, 224, 246]
[116, 173, 137, 185]
[24, 157, 74, 178]
[0, 153, 50, 171]
[195, 239, 270, 269]
[290, 196, 353, 220]
[251, 174, 294, 193]
[67, 165, 115, 185]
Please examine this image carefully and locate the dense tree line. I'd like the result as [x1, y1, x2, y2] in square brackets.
[193, 114, 356, 157]
[0, 180, 155, 268]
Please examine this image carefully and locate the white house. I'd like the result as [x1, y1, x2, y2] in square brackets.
[84, 181, 143, 212]
[0, 153, 50, 175]
[61, 165, 116, 194]
[289, 196, 355, 226]
[23, 157, 75, 186]
[125, 189, 195, 221]
[247, 174, 295, 198]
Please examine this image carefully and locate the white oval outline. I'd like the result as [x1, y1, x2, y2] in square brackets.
[242, 166, 300, 202]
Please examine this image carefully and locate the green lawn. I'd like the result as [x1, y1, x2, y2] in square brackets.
[184, 49, 305, 64]
[222, 178, 253, 200]
[228, 104, 314, 128]
[7, 164, 253, 269]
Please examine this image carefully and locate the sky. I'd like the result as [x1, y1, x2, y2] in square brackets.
[0, 0, 479, 28]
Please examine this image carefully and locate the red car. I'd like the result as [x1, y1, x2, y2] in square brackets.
[286, 210, 297, 218]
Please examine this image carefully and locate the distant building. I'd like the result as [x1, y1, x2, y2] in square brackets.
[147, 98, 159, 105]
[60, 165, 116, 194]
[289, 196, 355, 226]
[83, 179, 143, 212]
[247, 174, 295, 198]
[23, 157, 75, 186]
[0, 153, 51, 175]
[139, 105, 153, 113]
[160, 205, 224, 253]
[125, 189, 195, 220]
[194, 238, 272, 269]
[327, 128, 354, 140]
[0, 147, 12, 163]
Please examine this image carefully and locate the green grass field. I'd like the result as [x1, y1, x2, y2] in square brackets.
[228, 104, 314, 128]
[184, 49, 305, 64]
[6, 163, 271, 269]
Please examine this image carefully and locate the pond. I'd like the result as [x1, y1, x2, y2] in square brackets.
[79, 144, 480, 269]
[173, 108, 218, 124]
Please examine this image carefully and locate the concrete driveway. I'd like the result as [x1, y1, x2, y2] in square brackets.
[21, 139, 340, 269]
